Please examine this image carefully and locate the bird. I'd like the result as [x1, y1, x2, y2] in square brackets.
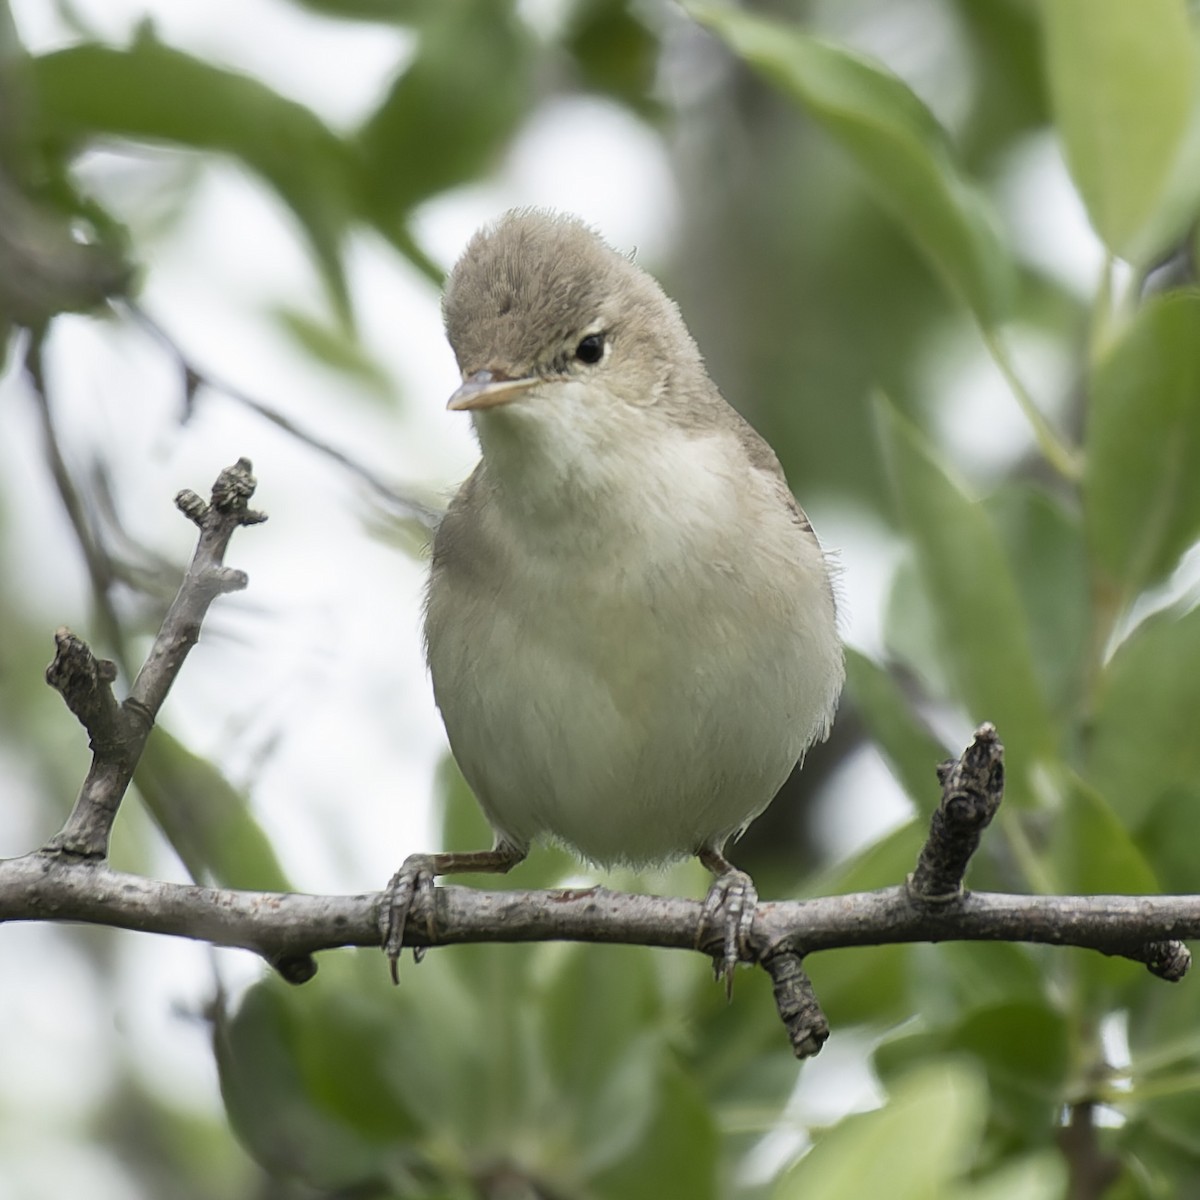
[381, 209, 843, 985]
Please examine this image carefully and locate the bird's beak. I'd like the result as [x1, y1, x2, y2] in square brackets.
[447, 369, 538, 412]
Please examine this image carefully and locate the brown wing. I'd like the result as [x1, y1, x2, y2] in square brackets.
[725, 405, 815, 534]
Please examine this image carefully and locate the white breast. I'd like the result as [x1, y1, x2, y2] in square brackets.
[426, 426, 842, 867]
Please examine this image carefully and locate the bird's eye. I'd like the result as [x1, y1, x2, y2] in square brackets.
[574, 333, 606, 364]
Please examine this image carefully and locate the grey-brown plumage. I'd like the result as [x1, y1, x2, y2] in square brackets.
[382, 210, 843, 983]
[445, 212, 696, 398]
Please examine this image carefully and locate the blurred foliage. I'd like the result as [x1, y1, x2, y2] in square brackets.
[4, 0, 1200, 1197]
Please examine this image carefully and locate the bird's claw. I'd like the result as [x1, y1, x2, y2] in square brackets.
[379, 854, 439, 982]
[697, 868, 758, 998]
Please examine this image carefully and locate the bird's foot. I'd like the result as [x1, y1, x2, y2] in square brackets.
[696, 863, 759, 998]
[379, 854, 439, 983]
[379, 843, 528, 982]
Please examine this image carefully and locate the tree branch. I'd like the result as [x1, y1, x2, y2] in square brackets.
[1059, 1101, 1121, 1200]
[1, 855, 1198, 979]
[762, 949, 829, 1058]
[908, 722, 1004, 901]
[125, 303, 443, 532]
[42, 459, 265, 860]
[25, 334, 127, 665]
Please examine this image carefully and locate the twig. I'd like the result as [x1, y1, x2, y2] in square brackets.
[125, 303, 443, 532]
[24, 334, 127, 665]
[908, 722, 1004, 901]
[904, 723, 1189, 983]
[44, 627, 121, 740]
[1059, 1101, 1121, 1200]
[762, 949, 828, 1058]
[43, 460, 266, 860]
[981, 328, 1083, 482]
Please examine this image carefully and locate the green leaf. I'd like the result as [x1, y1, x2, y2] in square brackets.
[1120, 1113, 1200, 1198]
[772, 1061, 987, 1199]
[1085, 292, 1200, 600]
[875, 1003, 1068, 1146]
[985, 485, 1089, 718]
[565, 0, 662, 119]
[871, 1030, 945, 1094]
[1135, 784, 1200, 893]
[356, 0, 535, 225]
[806, 819, 924, 896]
[309, 949, 536, 1165]
[385, 946, 537, 1152]
[1123, 88, 1200, 268]
[31, 36, 355, 320]
[686, 960, 806, 1101]
[573, 1031, 662, 1178]
[285, 959, 428, 1145]
[908, 940, 1050, 1021]
[1050, 777, 1159, 990]
[589, 1063, 718, 1200]
[1051, 774, 1159, 896]
[541, 943, 659, 1092]
[845, 647, 948, 815]
[1128, 945, 1200, 1066]
[688, 3, 1015, 327]
[957, 1152, 1067, 1200]
[876, 397, 1055, 801]
[134, 729, 291, 892]
[882, 554, 952, 701]
[541, 943, 666, 1175]
[1042, 0, 1196, 259]
[807, 943, 912, 1028]
[1088, 604, 1200, 825]
[215, 980, 390, 1188]
[947, 1002, 1070, 1142]
[956, 3, 1049, 158]
[274, 306, 394, 397]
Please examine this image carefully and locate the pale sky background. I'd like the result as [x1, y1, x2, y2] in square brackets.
[0, 2, 1107, 1196]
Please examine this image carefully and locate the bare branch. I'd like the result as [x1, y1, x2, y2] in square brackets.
[24, 335, 127, 664]
[762, 949, 828, 1058]
[44, 627, 120, 737]
[125, 303, 443, 533]
[1, 855, 1199, 982]
[908, 721, 1004, 901]
[904, 722, 1189, 983]
[43, 460, 265, 860]
[1059, 1101, 1121, 1200]
[6, 703, 1200, 1059]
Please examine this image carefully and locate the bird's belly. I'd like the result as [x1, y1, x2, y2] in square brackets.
[429, 568, 832, 866]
